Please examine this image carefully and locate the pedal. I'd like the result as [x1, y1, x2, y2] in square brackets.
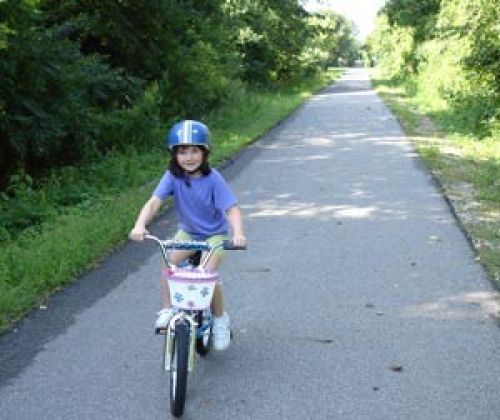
[155, 327, 167, 335]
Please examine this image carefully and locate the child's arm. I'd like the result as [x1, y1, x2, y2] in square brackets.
[129, 196, 162, 241]
[226, 205, 247, 247]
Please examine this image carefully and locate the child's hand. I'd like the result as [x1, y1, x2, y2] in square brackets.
[232, 233, 247, 248]
[129, 226, 148, 242]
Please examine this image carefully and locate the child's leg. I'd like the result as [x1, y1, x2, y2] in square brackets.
[159, 230, 195, 308]
[160, 249, 193, 307]
[202, 234, 228, 316]
[203, 253, 224, 317]
[204, 235, 231, 350]
[156, 250, 192, 330]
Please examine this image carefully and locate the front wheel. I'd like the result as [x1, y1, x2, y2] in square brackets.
[170, 321, 189, 417]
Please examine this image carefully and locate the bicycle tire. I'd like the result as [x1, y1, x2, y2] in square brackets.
[170, 321, 189, 417]
[195, 311, 212, 356]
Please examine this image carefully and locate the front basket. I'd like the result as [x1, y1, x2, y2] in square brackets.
[163, 267, 218, 310]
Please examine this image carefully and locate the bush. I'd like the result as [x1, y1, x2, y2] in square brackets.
[160, 40, 241, 119]
[0, 21, 142, 188]
[368, 15, 416, 80]
[369, 0, 499, 136]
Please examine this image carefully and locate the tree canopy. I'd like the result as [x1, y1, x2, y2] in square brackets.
[0, 0, 359, 189]
[366, 0, 499, 135]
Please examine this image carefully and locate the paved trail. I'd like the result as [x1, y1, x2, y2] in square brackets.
[1, 69, 499, 420]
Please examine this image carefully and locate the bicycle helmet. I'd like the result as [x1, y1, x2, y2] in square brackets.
[166, 120, 211, 151]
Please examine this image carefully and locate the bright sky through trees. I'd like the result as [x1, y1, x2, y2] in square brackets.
[304, 0, 387, 41]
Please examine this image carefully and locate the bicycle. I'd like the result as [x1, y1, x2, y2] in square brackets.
[144, 234, 245, 417]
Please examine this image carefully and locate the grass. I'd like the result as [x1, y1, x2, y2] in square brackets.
[0, 68, 343, 334]
[371, 75, 500, 289]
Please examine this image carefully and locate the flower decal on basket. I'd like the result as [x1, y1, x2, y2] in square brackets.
[174, 292, 184, 303]
[200, 287, 210, 298]
[187, 301, 195, 308]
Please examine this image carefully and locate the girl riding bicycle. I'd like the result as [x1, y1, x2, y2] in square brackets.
[129, 120, 246, 351]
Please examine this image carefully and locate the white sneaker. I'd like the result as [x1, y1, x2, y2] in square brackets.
[155, 307, 175, 331]
[212, 312, 231, 351]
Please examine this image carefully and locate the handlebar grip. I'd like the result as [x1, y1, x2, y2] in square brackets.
[222, 240, 247, 250]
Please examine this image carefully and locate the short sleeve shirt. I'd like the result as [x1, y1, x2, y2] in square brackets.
[153, 169, 237, 239]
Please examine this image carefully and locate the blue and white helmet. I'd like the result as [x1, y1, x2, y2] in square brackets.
[166, 120, 211, 151]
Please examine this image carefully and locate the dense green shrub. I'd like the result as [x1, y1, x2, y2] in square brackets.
[228, 1, 308, 84]
[163, 40, 240, 118]
[0, 2, 142, 189]
[367, 15, 415, 80]
[39, 0, 186, 82]
[382, 0, 440, 42]
[39, 0, 241, 117]
[302, 12, 359, 70]
[434, 0, 499, 134]
[367, 0, 498, 136]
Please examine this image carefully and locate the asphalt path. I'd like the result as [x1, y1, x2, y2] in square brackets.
[1, 68, 499, 420]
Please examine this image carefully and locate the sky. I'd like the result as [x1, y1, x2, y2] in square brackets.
[303, 0, 387, 41]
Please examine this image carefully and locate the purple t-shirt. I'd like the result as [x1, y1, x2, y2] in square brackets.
[153, 169, 237, 239]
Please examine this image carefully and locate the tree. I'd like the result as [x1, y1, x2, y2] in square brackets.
[226, 0, 309, 84]
[303, 11, 359, 69]
[39, 0, 241, 116]
[382, 0, 441, 41]
[0, 0, 141, 187]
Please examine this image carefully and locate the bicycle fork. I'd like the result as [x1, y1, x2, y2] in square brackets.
[164, 313, 198, 373]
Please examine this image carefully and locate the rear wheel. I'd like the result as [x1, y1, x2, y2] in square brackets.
[170, 321, 189, 417]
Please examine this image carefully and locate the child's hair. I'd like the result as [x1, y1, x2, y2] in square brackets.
[169, 145, 211, 179]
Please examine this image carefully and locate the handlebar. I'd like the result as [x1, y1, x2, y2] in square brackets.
[221, 240, 247, 251]
[143, 234, 246, 269]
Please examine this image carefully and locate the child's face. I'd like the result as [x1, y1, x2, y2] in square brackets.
[175, 145, 204, 174]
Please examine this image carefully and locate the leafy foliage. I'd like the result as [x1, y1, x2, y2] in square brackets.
[435, 0, 499, 132]
[0, 0, 358, 238]
[303, 12, 359, 69]
[366, 15, 415, 79]
[367, 0, 498, 135]
[227, 0, 309, 84]
[382, 0, 441, 41]
[0, 1, 142, 187]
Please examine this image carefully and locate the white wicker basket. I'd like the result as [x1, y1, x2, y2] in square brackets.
[163, 267, 218, 310]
